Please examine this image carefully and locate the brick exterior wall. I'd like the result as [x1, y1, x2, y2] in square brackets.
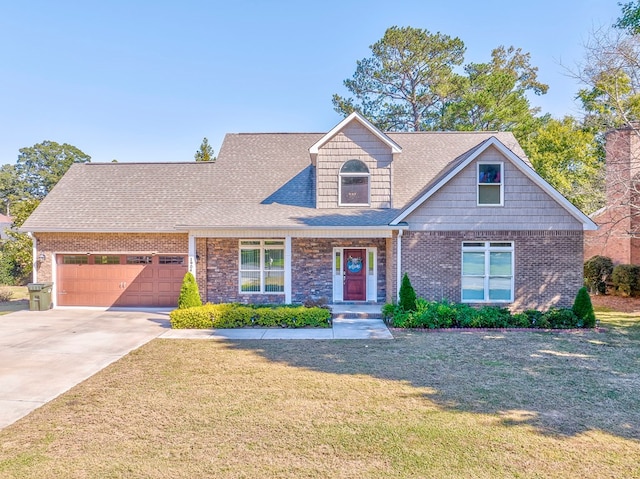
[35, 232, 189, 282]
[585, 127, 640, 265]
[290, 238, 386, 303]
[204, 237, 387, 304]
[401, 230, 584, 311]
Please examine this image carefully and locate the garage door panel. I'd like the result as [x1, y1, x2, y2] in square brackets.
[57, 255, 187, 307]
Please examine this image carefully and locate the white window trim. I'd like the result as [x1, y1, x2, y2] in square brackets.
[477, 161, 504, 207]
[461, 241, 514, 303]
[338, 160, 371, 207]
[239, 239, 285, 295]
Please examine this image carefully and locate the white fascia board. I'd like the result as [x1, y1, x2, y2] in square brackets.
[20, 227, 183, 234]
[309, 112, 402, 159]
[390, 136, 598, 231]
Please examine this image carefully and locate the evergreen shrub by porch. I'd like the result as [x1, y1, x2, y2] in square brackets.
[611, 264, 640, 297]
[169, 303, 331, 329]
[572, 286, 596, 328]
[583, 255, 613, 294]
[177, 272, 202, 309]
[399, 273, 417, 312]
[385, 299, 589, 329]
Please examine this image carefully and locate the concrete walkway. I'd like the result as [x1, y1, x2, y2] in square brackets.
[0, 306, 392, 429]
[161, 317, 393, 340]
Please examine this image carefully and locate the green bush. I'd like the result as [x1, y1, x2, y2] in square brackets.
[398, 273, 417, 312]
[541, 308, 580, 329]
[169, 303, 330, 329]
[177, 272, 202, 309]
[169, 304, 215, 328]
[584, 255, 613, 294]
[573, 286, 596, 328]
[611, 264, 640, 297]
[385, 298, 588, 330]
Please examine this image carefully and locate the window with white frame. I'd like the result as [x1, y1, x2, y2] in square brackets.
[239, 240, 285, 293]
[461, 241, 513, 302]
[477, 162, 503, 205]
[339, 159, 370, 205]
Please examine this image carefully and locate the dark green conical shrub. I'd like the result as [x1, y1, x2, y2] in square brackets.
[178, 272, 202, 309]
[572, 286, 596, 328]
[399, 273, 417, 312]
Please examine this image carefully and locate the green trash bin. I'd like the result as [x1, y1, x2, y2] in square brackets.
[27, 282, 53, 311]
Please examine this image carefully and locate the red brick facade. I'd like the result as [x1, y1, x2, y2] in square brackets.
[401, 230, 583, 311]
[585, 127, 640, 265]
[34, 231, 583, 310]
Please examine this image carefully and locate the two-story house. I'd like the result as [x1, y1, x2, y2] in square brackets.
[22, 112, 596, 309]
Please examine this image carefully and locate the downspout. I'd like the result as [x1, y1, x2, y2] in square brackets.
[396, 229, 403, 302]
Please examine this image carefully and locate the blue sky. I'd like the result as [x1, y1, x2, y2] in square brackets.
[0, 0, 622, 165]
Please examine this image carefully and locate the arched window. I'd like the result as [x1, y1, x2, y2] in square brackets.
[339, 160, 370, 205]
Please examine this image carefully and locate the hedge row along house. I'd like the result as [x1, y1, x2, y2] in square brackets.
[22, 112, 596, 309]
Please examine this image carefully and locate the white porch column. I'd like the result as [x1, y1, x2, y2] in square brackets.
[284, 236, 292, 303]
[188, 234, 197, 277]
[396, 230, 403, 301]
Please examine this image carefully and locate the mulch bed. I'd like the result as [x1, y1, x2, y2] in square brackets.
[590, 294, 640, 313]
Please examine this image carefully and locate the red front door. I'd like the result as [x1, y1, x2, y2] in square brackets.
[343, 249, 366, 301]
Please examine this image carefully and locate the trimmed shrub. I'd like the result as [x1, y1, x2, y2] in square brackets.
[169, 304, 215, 328]
[572, 286, 596, 328]
[0, 286, 13, 302]
[399, 273, 417, 312]
[177, 272, 202, 309]
[541, 308, 580, 329]
[169, 303, 331, 329]
[611, 264, 640, 297]
[584, 255, 613, 294]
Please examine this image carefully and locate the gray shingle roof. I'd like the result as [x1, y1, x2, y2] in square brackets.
[22, 130, 529, 232]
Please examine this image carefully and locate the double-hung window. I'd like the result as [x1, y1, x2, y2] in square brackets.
[477, 162, 503, 206]
[239, 240, 285, 293]
[461, 241, 513, 302]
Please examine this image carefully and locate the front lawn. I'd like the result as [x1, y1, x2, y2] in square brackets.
[0, 313, 638, 478]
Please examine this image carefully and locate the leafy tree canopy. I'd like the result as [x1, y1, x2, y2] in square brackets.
[519, 116, 604, 213]
[16, 141, 90, 199]
[194, 137, 215, 162]
[333, 26, 547, 133]
[615, 1, 640, 34]
[333, 26, 466, 131]
[443, 46, 548, 135]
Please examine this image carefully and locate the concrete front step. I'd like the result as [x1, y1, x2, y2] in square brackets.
[332, 312, 383, 320]
[329, 304, 384, 320]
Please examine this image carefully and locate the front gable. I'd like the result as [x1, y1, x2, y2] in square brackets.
[391, 137, 597, 231]
[311, 112, 401, 210]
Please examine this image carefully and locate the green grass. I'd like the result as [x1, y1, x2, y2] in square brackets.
[0, 313, 638, 478]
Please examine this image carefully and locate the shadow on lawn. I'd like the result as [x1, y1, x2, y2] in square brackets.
[224, 321, 640, 441]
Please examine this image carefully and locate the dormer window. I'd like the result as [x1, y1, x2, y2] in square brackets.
[339, 160, 370, 206]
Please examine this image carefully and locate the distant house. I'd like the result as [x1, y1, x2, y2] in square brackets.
[22, 112, 595, 309]
[0, 214, 12, 241]
[585, 126, 640, 265]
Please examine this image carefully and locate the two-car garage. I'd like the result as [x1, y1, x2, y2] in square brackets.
[56, 254, 187, 307]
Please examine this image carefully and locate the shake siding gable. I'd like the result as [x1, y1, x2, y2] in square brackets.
[404, 146, 583, 231]
[316, 122, 392, 209]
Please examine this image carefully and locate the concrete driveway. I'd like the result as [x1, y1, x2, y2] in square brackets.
[0, 308, 170, 429]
